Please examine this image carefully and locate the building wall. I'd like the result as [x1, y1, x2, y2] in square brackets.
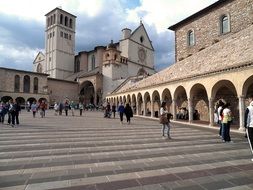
[173, 0, 253, 61]
[47, 78, 79, 105]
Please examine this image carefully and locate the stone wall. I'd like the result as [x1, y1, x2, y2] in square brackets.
[47, 78, 79, 105]
[173, 0, 253, 61]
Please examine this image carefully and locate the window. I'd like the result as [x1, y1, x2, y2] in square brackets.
[69, 19, 73, 28]
[69, 34, 71, 40]
[60, 14, 63, 24]
[34, 77, 38, 94]
[91, 55, 95, 70]
[14, 75, 20, 92]
[187, 30, 195, 46]
[140, 36, 144, 43]
[60, 31, 63, 37]
[47, 18, 50, 27]
[65, 16, 68, 26]
[220, 15, 230, 34]
[23, 75, 30, 93]
[50, 15, 53, 25]
[64, 33, 68, 39]
[53, 14, 56, 24]
[37, 64, 42, 73]
[74, 60, 80, 73]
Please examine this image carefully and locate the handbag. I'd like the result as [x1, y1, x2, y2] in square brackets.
[159, 114, 168, 124]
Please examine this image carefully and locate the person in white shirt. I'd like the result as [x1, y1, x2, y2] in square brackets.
[244, 95, 253, 161]
[160, 102, 171, 139]
[217, 100, 225, 137]
[221, 103, 232, 142]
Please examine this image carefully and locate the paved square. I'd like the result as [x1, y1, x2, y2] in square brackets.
[0, 110, 253, 190]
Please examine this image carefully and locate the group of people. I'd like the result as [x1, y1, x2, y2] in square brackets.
[104, 102, 133, 124]
[0, 99, 21, 127]
[53, 101, 86, 117]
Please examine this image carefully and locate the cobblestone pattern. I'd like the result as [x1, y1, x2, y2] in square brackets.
[0, 111, 253, 190]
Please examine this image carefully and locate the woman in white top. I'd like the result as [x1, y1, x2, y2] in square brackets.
[222, 103, 232, 142]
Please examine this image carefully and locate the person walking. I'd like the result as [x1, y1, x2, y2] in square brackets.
[160, 102, 171, 139]
[64, 100, 69, 116]
[244, 95, 253, 161]
[118, 102, 125, 124]
[14, 101, 21, 125]
[79, 102, 84, 116]
[124, 103, 133, 124]
[59, 102, 63, 115]
[70, 101, 75, 116]
[31, 101, 37, 118]
[54, 102, 58, 116]
[112, 103, 116, 118]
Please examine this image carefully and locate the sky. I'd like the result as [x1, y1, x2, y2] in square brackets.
[0, 0, 218, 72]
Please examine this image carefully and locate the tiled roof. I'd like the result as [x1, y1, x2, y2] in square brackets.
[115, 25, 253, 94]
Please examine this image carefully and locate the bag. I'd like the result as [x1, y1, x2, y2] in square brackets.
[159, 114, 168, 124]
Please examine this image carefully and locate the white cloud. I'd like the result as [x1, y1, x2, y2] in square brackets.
[126, 0, 218, 33]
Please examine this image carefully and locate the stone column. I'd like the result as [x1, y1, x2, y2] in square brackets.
[136, 101, 139, 115]
[172, 99, 177, 121]
[151, 101, 154, 118]
[209, 98, 214, 126]
[188, 98, 193, 123]
[238, 96, 245, 131]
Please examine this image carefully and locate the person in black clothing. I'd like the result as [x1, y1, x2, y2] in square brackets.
[112, 103, 116, 118]
[124, 103, 133, 124]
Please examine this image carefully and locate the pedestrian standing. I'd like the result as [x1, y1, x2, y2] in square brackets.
[64, 101, 69, 116]
[112, 103, 116, 118]
[118, 102, 125, 124]
[221, 103, 232, 142]
[160, 102, 171, 139]
[79, 102, 84, 116]
[59, 102, 63, 115]
[217, 100, 225, 137]
[70, 101, 75, 116]
[244, 95, 253, 162]
[54, 102, 58, 116]
[124, 103, 133, 124]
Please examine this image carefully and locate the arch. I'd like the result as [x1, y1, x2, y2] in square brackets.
[27, 97, 37, 104]
[212, 80, 238, 124]
[187, 30, 195, 46]
[1, 96, 12, 103]
[190, 83, 209, 121]
[53, 14, 56, 24]
[47, 17, 50, 27]
[34, 77, 39, 94]
[69, 18, 73, 28]
[60, 14, 63, 24]
[242, 75, 253, 98]
[152, 90, 161, 117]
[38, 98, 47, 104]
[144, 92, 151, 116]
[126, 94, 131, 104]
[37, 63, 42, 73]
[123, 96, 126, 104]
[161, 88, 172, 113]
[64, 16, 68, 26]
[50, 15, 53, 25]
[79, 81, 95, 105]
[132, 94, 137, 114]
[14, 75, 20, 92]
[137, 93, 143, 115]
[16, 97, 25, 108]
[23, 75, 30, 93]
[174, 86, 188, 120]
[220, 14, 230, 34]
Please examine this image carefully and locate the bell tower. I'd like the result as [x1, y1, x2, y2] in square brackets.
[45, 8, 76, 79]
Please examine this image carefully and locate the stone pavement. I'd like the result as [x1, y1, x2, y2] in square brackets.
[0, 110, 253, 190]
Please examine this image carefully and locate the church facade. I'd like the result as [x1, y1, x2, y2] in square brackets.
[106, 0, 253, 130]
[0, 7, 156, 106]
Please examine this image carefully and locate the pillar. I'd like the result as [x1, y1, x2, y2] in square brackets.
[151, 101, 154, 118]
[209, 97, 214, 126]
[143, 101, 147, 116]
[188, 98, 193, 123]
[136, 101, 139, 115]
[172, 99, 177, 121]
[238, 96, 245, 131]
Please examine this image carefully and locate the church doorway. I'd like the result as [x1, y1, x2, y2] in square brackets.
[80, 81, 95, 106]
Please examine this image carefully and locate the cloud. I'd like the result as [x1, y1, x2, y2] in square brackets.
[0, 0, 218, 72]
